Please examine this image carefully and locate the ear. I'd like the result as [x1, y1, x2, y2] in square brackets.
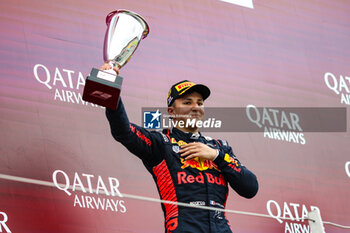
[168, 106, 174, 116]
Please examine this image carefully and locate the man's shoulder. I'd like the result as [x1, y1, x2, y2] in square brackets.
[148, 129, 171, 143]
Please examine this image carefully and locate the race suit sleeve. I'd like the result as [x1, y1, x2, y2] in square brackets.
[213, 141, 258, 199]
[105, 98, 164, 168]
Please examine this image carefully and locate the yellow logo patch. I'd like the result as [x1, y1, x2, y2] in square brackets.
[175, 82, 195, 92]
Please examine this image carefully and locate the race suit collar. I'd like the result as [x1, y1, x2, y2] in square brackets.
[171, 127, 202, 140]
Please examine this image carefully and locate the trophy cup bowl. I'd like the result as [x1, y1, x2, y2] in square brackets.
[83, 10, 149, 109]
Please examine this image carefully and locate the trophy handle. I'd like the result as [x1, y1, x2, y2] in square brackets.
[106, 10, 118, 25]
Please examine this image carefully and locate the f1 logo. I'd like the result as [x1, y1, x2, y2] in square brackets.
[220, 0, 254, 8]
[90, 91, 112, 100]
[143, 110, 161, 129]
[0, 212, 11, 233]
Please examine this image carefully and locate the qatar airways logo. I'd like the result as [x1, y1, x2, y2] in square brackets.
[0, 211, 11, 233]
[246, 105, 306, 145]
[33, 64, 101, 108]
[324, 72, 350, 105]
[52, 170, 126, 213]
[267, 200, 321, 233]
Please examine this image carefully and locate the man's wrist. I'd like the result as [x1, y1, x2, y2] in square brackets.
[212, 149, 219, 161]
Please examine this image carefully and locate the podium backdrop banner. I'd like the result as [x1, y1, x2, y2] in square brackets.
[0, 0, 349, 232]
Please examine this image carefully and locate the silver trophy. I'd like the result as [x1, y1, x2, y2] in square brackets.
[83, 10, 149, 109]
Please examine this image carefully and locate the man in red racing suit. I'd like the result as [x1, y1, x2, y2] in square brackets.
[105, 78, 258, 233]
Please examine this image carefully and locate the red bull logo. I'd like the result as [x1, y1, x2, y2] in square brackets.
[177, 171, 227, 187]
[171, 137, 238, 173]
[180, 157, 219, 171]
[171, 138, 187, 147]
[171, 137, 219, 171]
[224, 154, 241, 173]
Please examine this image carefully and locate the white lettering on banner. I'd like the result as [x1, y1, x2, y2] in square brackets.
[346, 161, 350, 178]
[53, 170, 122, 197]
[0, 212, 11, 233]
[34, 64, 52, 89]
[263, 128, 306, 145]
[246, 105, 306, 145]
[33, 64, 101, 108]
[324, 72, 350, 105]
[266, 200, 283, 223]
[219, 0, 254, 9]
[285, 222, 310, 233]
[52, 170, 126, 213]
[246, 105, 302, 131]
[266, 200, 321, 233]
[73, 195, 126, 213]
[53, 170, 71, 195]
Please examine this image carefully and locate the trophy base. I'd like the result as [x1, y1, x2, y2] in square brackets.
[82, 68, 123, 109]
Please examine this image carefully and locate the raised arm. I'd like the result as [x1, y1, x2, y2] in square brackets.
[105, 98, 164, 168]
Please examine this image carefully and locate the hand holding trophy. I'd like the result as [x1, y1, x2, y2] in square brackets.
[83, 10, 149, 109]
[100, 63, 120, 75]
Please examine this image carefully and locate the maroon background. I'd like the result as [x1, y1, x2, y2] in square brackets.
[0, 0, 349, 232]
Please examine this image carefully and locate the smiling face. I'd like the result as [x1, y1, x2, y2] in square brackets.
[167, 91, 205, 133]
